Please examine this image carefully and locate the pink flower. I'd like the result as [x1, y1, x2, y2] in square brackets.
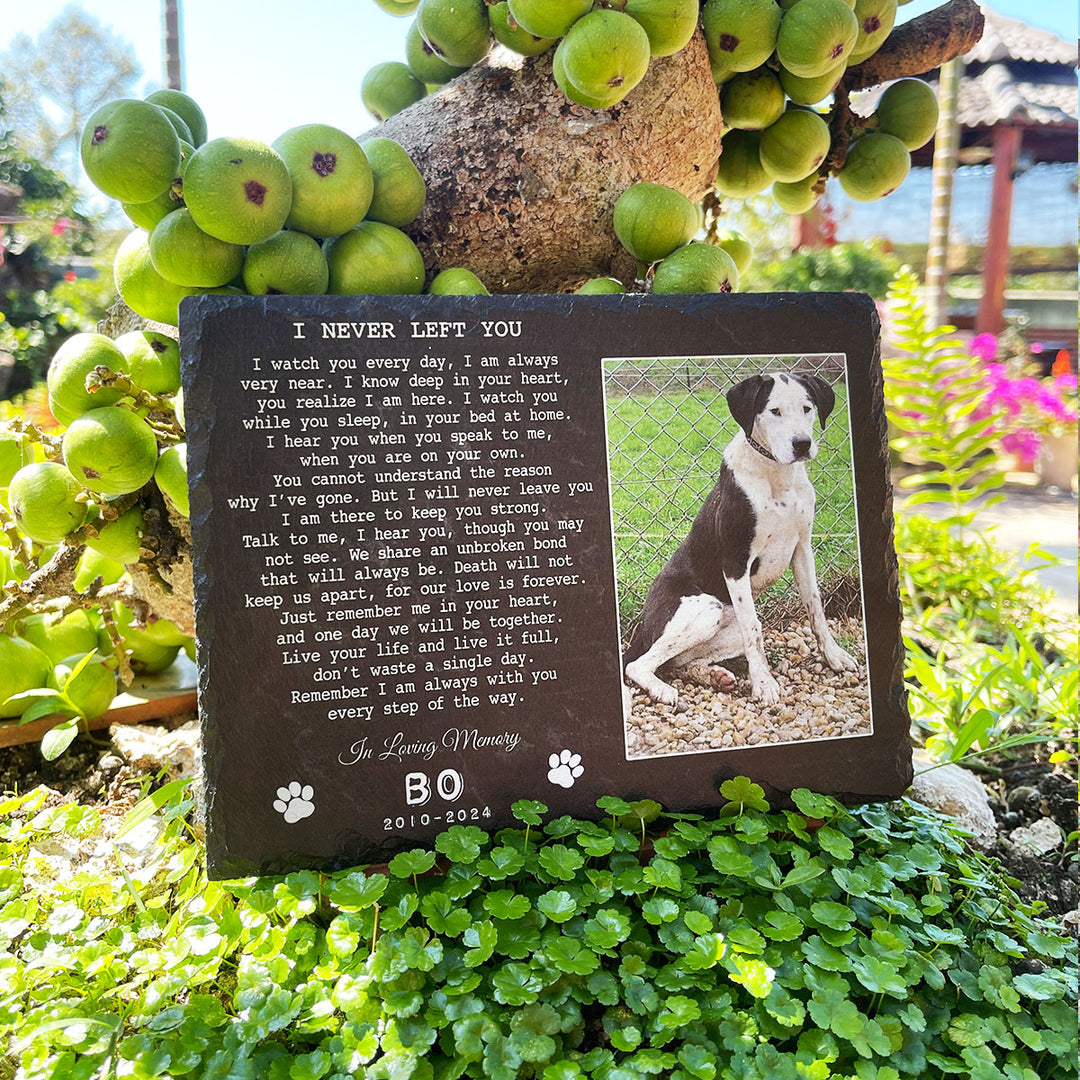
[969, 333, 998, 363]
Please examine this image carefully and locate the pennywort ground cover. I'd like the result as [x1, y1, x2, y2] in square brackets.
[1, 779, 1075, 1079]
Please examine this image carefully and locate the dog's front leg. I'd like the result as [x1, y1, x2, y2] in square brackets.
[791, 534, 858, 673]
[724, 573, 781, 704]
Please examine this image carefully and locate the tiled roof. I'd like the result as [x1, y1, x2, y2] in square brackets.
[966, 5, 1077, 66]
[958, 64, 1078, 128]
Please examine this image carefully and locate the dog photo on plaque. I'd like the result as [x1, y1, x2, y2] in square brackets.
[181, 291, 910, 878]
[607, 354, 871, 759]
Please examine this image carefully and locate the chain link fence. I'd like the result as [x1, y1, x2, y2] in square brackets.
[604, 353, 862, 636]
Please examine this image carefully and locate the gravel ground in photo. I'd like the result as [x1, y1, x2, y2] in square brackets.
[625, 616, 870, 758]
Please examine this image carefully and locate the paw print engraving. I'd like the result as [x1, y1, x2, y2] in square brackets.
[273, 781, 315, 824]
[548, 749, 583, 789]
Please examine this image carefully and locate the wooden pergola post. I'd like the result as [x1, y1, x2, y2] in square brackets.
[975, 124, 1023, 336]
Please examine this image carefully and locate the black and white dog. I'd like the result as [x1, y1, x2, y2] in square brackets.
[623, 372, 858, 708]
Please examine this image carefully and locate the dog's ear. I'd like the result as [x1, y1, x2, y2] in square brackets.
[796, 374, 835, 424]
[727, 375, 774, 438]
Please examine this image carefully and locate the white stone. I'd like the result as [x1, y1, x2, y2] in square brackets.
[109, 719, 201, 779]
[1008, 816, 1064, 856]
[908, 750, 998, 849]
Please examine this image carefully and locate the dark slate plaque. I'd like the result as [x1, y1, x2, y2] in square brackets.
[180, 292, 910, 879]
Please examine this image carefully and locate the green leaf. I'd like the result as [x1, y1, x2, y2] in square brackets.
[536, 890, 577, 923]
[509, 1028, 557, 1064]
[328, 870, 388, 911]
[462, 921, 498, 967]
[762, 910, 804, 941]
[707, 836, 755, 877]
[1013, 972, 1064, 1001]
[641, 897, 681, 925]
[677, 1044, 717, 1080]
[809, 900, 854, 931]
[577, 833, 616, 857]
[388, 848, 438, 879]
[9, 688, 73, 722]
[725, 953, 775, 999]
[657, 994, 701, 1028]
[643, 857, 682, 892]
[116, 778, 192, 839]
[718, 776, 770, 814]
[790, 789, 839, 820]
[435, 825, 487, 863]
[41, 717, 81, 760]
[420, 891, 471, 936]
[511, 800, 547, 826]
[537, 843, 585, 881]
[492, 963, 544, 1006]
[779, 857, 827, 890]
[816, 826, 855, 861]
[483, 890, 530, 920]
[583, 908, 632, 950]
[850, 954, 909, 997]
[476, 845, 526, 880]
[597, 795, 633, 816]
[544, 937, 599, 976]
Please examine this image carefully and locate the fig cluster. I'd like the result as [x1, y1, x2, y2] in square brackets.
[1, 329, 195, 741]
[81, 88, 491, 328]
[368, 0, 939, 220]
[367, 0, 700, 114]
[704, 0, 939, 212]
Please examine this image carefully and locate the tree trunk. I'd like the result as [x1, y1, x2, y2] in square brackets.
[367, 0, 984, 294]
[371, 31, 724, 293]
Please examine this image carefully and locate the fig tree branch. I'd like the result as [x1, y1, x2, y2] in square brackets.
[845, 0, 985, 92]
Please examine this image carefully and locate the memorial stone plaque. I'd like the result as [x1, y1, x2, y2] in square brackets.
[181, 292, 911, 878]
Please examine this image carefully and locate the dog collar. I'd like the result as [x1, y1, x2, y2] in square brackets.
[746, 433, 778, 462]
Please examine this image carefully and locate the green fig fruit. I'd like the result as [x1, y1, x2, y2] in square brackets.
[653, 242, 739, 293]
[701, 0, 782, 75]
[80, 98, 180, 203]
[361, 61, 427, 122]
[429, 268, 489, 294]
[874, 78, 939, 150]
[62, 407, 159, 497]
[407, 20, 472, 82]
[8, 462, 88, 544]
[47, 333, 130, 425]
[114, 330, 181, 396]
[714, 129, 771, 198]
[721, 67, 786, 130]
[325, 222, 426, 295]
[183, 136, 293, 246]
[488, 2, 558, 56]
[772, 172, 823, 213]
[416, 0, 492, 67]
[273, 123, 374, 237]
[506, 0, 592, 39]
[759, 107, 832, 182]
[242, 231, 329, 295]
[614, 181, 699, 264]
[576, 277, 626, 294]
[145, 88, 208, 146]
[555, 10, 652, 108]
[838, 132, 911, 200]
[623, 0, 700, 57]
[847, 0, 898, 65]
[149, 207, 245, 287]
[361, 137, 427, 228]
[776, 0, 859, 79]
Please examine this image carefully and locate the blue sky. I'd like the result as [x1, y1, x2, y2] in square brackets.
[3, 1, 1077, 169]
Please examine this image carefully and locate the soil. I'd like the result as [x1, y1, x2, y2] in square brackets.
[0, 718, 1076, 923]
